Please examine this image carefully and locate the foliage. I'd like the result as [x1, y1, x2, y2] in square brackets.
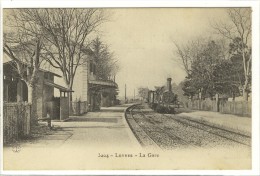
[172, 82, 188, 103]
[173, 38, 206, 75]
[90, 37, 119, 81]
[181, 40, 243, 99]
[212, 8, 251, 100]
[5, 9, 109, 91]
[229, 37, 251, 92]
[174, 8, 252, 101]
[3, 9, 45, 125]
[138, 87, 149, 100]
[154, 86, 165, 103]
[3, 8, 110, 118]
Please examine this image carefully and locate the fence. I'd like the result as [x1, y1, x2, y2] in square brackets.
[3, 103, 31, 144]
[219, 100, 251, 116]
[187, 99, 251, 117]
[71, 101, 88, 115]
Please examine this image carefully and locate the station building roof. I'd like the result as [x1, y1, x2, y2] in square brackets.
[89, 80, 118, 90]
[45, 81, 74, 92]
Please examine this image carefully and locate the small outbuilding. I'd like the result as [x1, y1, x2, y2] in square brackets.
[3, 60, 73, 120]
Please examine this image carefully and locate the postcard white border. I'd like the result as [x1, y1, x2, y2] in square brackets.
[1, 0, 259, 175]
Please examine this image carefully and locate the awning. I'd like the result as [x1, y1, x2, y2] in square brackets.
[89, 80, 118, 90]
[44, 81, 74, 92]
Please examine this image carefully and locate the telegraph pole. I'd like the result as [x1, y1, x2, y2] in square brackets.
[125, 84, 127, 103]
[134, 89, 135, 100]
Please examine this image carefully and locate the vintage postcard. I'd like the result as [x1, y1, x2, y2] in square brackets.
[1, 0, 259, 175]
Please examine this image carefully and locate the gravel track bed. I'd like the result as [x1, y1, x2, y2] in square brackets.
[128, 105, 251, 149]
[132, 113, 188, 150]
[164, 114, 251, 147]
[134, 112, 232, 148]
[125, 107, 160, 149]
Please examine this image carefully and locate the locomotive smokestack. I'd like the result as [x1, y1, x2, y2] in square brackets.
[167, 78, 172, 92]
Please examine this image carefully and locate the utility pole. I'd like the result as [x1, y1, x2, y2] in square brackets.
[125, 84, 127, 102]
[134, 89, 135, 100]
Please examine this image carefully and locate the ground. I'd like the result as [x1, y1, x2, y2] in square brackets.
[3, 104, 251, 170]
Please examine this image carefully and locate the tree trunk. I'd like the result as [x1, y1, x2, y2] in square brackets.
[27, 83, 38, 126]
[232, 91, 236, 101]
[243, 87, 248, 101]
[69, 91, 73, 115]
[65, 82, 73, 115]
[243, 77, 249, 101]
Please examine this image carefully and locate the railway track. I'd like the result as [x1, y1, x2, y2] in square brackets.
[163, 114, 251, 147]
[126, 105, 197, 149]
[126, 104, 251, 149]
[125, 105, 161, 149]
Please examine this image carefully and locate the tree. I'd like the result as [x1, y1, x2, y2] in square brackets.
[212, 8, 251, 100]
[91, 37, 119, 81]
[3, 9, 44, 125]
[173, 37, 229, 76]
[188, 41, 222, 97]
[172, 82, 189, 105]
[138, 87, 149, 101]
[213, 59, 241, 98]
[11, 9, 109, 109]
[182, 78, 197, 99]
[154, 86, 165, 103]
[173, 38, 206, 75]
[181, 40, 237, 99]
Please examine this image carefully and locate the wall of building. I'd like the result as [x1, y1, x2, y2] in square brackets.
[42, 85, 54, 117]
[72, 61, 89, 102]
[81, 62, 89, 101]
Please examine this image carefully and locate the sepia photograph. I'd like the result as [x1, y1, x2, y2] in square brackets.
[0, 0, 259, 175]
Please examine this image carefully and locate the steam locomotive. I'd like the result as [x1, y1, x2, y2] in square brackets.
[147, 78, 179, 114]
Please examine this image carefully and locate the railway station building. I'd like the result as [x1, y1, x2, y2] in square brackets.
[72, 49, 118, 112]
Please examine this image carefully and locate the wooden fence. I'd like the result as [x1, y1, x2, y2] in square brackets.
[71, 101, 88, 115]
[187, 99, 251, 117]
[219, 100, 251, 116]
[3, 103, 31, 144]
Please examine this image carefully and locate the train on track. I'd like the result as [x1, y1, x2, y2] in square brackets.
[147, 78, 180, 114]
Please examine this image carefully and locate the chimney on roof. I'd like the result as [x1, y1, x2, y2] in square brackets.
[167, 78, 172, 92]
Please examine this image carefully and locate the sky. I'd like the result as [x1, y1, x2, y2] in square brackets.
[98, 8, 228, 98]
